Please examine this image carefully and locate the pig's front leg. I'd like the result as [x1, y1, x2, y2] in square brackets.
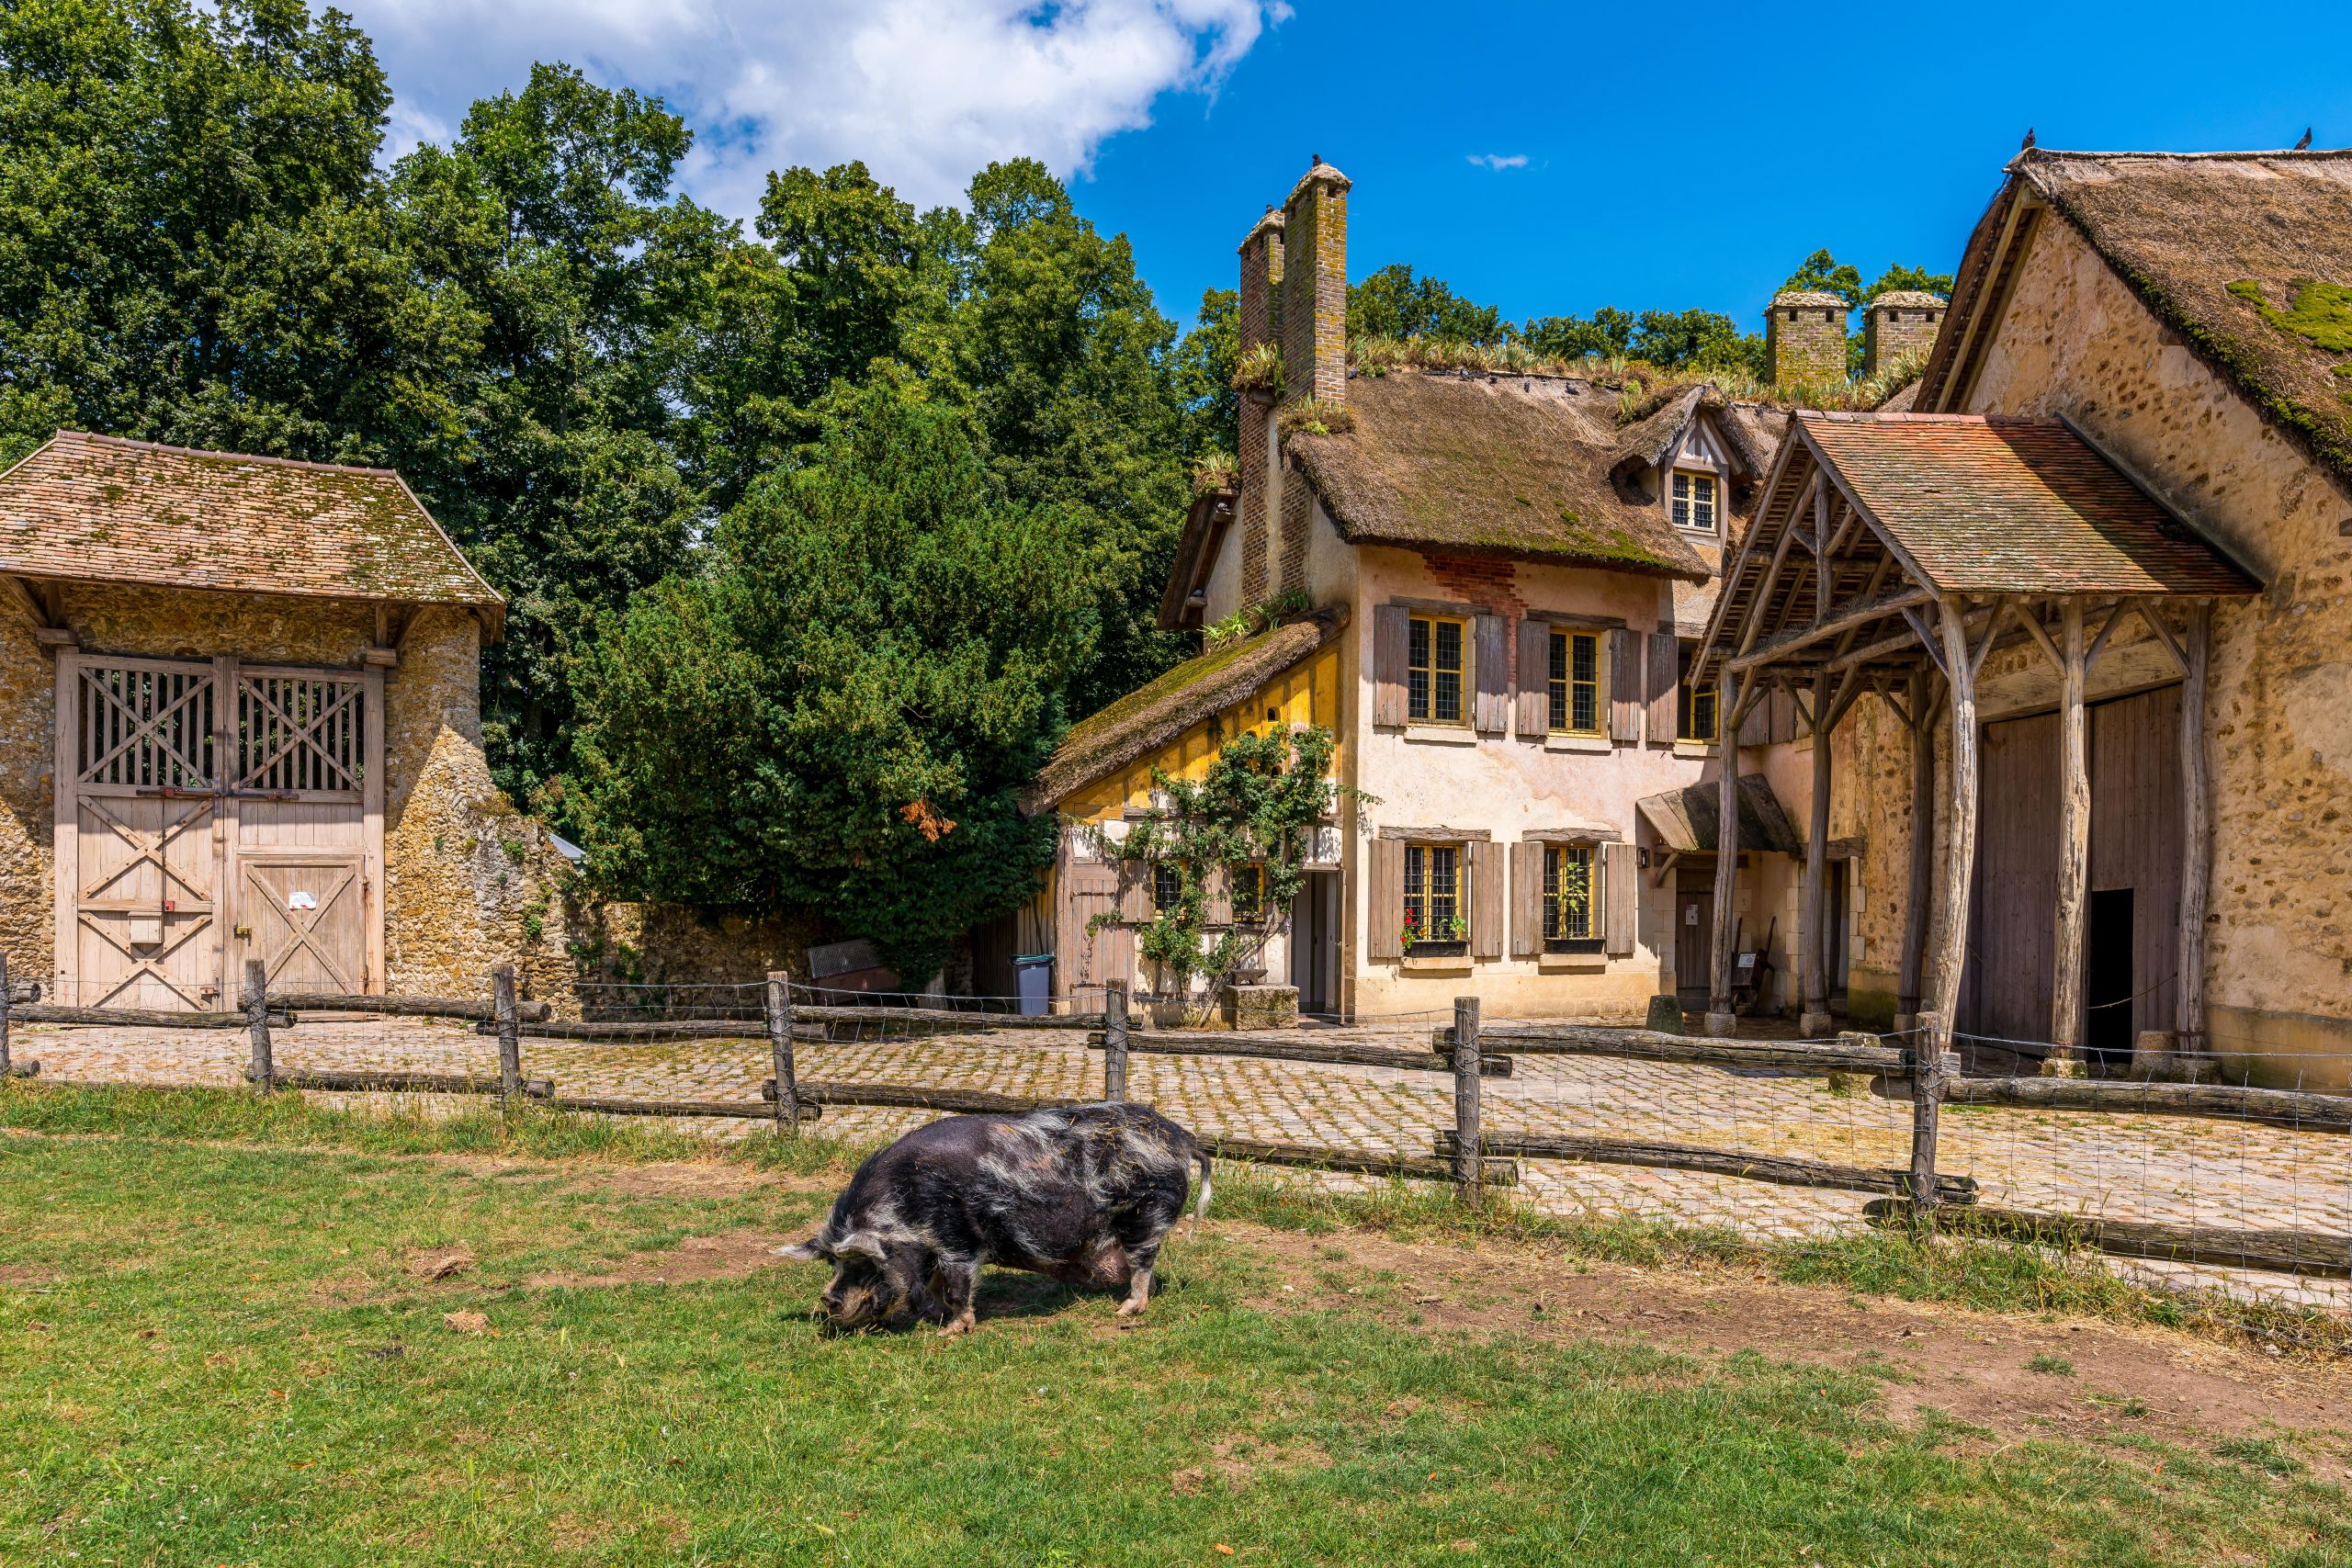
[1116, 1237, 1161, 1318]
[933, 1257, 978, 1337]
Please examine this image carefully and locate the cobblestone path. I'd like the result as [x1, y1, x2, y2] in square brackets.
[17, 1015, 2350, 1310]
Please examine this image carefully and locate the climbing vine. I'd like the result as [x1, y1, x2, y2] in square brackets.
[1089, 725, 1370, 1021]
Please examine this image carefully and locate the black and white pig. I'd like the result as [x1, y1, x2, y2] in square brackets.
[779, 1102, 1211, 1335]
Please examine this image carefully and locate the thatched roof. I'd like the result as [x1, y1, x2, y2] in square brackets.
[1638, 773, 1802, 856]
[1922, 149, 2352, 487]
[1030, 607, 1348, 810]
[1609, 383, 1777, 484]
[0, 432, 503, 635]
[1283, 371, 1716, 581]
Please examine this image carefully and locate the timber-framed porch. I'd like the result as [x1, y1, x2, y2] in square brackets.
[1696, 412, 2259, 1075]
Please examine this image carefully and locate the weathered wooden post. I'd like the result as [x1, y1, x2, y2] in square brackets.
[1928, 602, 1982, 1075]
[2177, 599, 2213, 1061]
[244, 957, 274, 1092]
[492, 964, 521, 1102]
[1906, 1018, 1953, 1211]
[0, 951, 12, 1079]
[1705, 671, 1745, 1038]
[2045, 597, 2090, 1077]
[1799, 669, 1836, 1037]
[1451, 995, 1483, 1201]
[1103, 981, 1130, 1102]
[765, 970, 800, 1131]
[1895, 671, 1937, 1032]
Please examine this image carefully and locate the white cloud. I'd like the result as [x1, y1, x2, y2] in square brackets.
[1465, 152, 1529, 171]
[345, 0, 1287, 219]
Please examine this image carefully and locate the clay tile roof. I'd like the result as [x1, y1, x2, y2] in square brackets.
[1030, 607, 1349, 810]
[0, 433, 503, 634]
[1928, 149, 2352, 486]
[1772, 291, 1852, 310]
[1798, 412, 2258, 595]
[1866, 290, 1948, 310]
[1284, 372, 1714, 582]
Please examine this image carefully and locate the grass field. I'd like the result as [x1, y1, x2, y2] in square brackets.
[3, 1082, 2349, 1566]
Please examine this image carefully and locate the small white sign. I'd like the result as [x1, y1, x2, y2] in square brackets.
[287, 889, 317, 912]
[1684, 905, 1699, 927]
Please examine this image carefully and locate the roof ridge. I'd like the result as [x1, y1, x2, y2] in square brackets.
[2014, 147, 2352, 167]
[57, 431, 402, 479]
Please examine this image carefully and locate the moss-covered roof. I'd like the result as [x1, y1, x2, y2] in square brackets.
[1029, 607, 1347, 810]
[1922, 150, 2352, 490]
[0, 432, 503, 635]
[1283, 372, 1720, 581]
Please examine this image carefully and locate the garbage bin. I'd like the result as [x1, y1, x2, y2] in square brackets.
[1013, 953, 1055, 1018]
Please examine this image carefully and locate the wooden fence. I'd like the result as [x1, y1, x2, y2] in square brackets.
[6, 952, 2350, 1280]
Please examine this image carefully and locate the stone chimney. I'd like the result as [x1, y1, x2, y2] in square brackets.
[1766, 291, 1850, 388]
[1236, 208, 1284, 604]
[1279, 155, 1351, 408]
[1861, 291, 1948, 378]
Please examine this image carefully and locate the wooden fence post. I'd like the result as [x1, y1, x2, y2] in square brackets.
[1907, 1014, 1951, 1211]
[1103, 981, 1129, 1101]
[492, 964, 521, 1102]
[1452, 995, 1483, 1201]
[244, 957, 274, 1092]
[765, 971, 800, 1131]
[0, 951, 11, 1078]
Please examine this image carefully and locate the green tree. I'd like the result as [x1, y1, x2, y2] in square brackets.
[1521, 307, 1637, 361]
[1864, 263, 1954, 301]
[1171, 287, 1239, 457]
[1348, 263, 1511, 344]
[1781, 248, 1866, 307]
[1629, 309, 1767, 376]
[566, 380, 1098, 982]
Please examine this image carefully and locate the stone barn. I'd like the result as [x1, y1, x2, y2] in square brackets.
[0, 432, 554, 1008]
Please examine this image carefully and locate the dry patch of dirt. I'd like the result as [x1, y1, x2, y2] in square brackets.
[1205, 1220, 2352, 1461]
[526, 1229, 797, 1290]
[1170, 1434, 1332, 1495]
[0, 1263, 62, 1288]
[405, 1244, 476, 1281]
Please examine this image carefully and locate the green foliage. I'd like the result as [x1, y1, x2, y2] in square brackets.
[1347, 263, 1510, 345]
[1230, 338, 1284, 394]
[1095, 727, 1363, 1017]
[1170, 287, 1239, 455]
[2231, 276, 2352, 353]
[1866, 262, 1956, 301]
[566, 380, 1096, 983]
[1781, 248, 1867, 307]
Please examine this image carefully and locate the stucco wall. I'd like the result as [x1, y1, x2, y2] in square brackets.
[1962, 214, 2352, 1087]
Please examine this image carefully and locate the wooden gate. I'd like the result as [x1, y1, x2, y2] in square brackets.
[54, 652, 383, 1008]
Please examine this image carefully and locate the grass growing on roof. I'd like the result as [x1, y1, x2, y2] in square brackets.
[4, 1097, 2349, 1565]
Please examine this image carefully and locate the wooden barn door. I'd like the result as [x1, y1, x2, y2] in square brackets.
[53, 652, 383, 1009]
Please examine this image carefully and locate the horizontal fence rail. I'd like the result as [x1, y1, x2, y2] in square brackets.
[1438, 1130, 1978, 1204]
[1088, 1030, 1513, 1077]
[270, 992, 553, 1024]
[1865, 1201, 2352, 1280]
[255, 1067, 554, 1099]
[1440, 1024, 1907, 1077]
[10, 1003, 292, 1031]
[1872, 1071, 2352, 1133]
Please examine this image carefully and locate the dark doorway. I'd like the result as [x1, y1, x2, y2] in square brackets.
[2086, 887, 2135, 1070]
[1826, 860, 1850, 1013]
[1291, 871, 1339, 1018]
[1675, 881, 1713, 1012]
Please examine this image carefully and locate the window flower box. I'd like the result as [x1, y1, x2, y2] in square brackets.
[1544, 937, 1604, 956]
[1406, 938, 1469, 959]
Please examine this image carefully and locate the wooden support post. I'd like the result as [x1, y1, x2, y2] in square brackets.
[765, 971, 799, 1131]
[492, 964, 521, 1102]
[1906, 1022, 1954, 1210]
[1452, 996, 1484, 1201]
[1799, 668, 1835, 1037]
[2177, 599, 2213, 1059]
[1706, 674, 1742, 1037]
[2046, 599, 2091, 1076]
[1103, 981, 1129, 1102]
[0, 951, 10, 1078]
[1928, 602, 1982, 1070]
[1895, 671, 1936, 1031]
[244, 957, 274, 1092]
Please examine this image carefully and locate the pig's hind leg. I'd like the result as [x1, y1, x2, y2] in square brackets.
[1115, 1236, 1160, 1317]
[933, 1257, 978, 1337]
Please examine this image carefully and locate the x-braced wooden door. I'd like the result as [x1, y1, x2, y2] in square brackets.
[54, 652, 384, 1009]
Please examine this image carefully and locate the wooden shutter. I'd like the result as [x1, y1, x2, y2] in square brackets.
[1646, 632, 1679, 746]
[1117, 859, 1152, 923]
[1517, 619, 1550, 738]
[1770, 684, 1799, 746]
[1474, 614, 1510, 735]
[1468, 839, 1503, 959]
[1373, 605, 1409, 727]
[1204, 864, 1230, 926]
[1602, 841, 1637, 956]
[1367, 839, 1405, 959]
[1737, 681, 1771, 749]
[1510, 840, 1543, 957]
[1608, 628, 1642, 742]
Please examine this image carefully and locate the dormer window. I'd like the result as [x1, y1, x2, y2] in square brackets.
[1671, 470, 1717, 533]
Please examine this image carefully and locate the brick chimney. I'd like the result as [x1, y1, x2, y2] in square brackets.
[1235, 208, 1283, 604]
[1766, 291, 1849, 388]
[1279, 155, 1351, 407]
[1861, 291, 1948, 378]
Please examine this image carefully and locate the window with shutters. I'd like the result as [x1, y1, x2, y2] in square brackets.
[1543, 843, 1601, 952]
[1670, 470, 1718, 533]
[1401, 841, 1464, 951]
[1407, 614, 1467, 725]
[1228, 863, 1264, 923]
[1152, 863, 1182, 913]
[1546, 629, 1603, 736]
[1676, 641, 1719, 742]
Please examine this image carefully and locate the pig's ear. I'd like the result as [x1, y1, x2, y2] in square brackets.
[775, 1237, 828, 1262]
[830, 1230, 888, 1261]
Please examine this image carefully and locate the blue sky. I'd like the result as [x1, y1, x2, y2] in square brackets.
[345, 0, 2352, 333]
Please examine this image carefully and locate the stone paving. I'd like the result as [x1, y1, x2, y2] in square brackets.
[15, 1013, 2351, 1311]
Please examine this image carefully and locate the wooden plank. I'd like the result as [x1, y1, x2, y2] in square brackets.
[1102, 980, 1130, 1101]
[1467, 839, 1502, 960]
[361, 663, 385, 993]
[269, 991, 551, 1022]
[558, 1093, 823, 1122]
[1201, 1134, 1517, 1188]
[795, 1004, 1104, 1029]
[9, 1003, 290, 1030]
[1727, 584, 1931, 671]
[1087, 1031, 1512, 1077]
[1438, 1130, 1977, 1204]
[1473, 613, 1510, 735]
[1367, 839, 1404, 961]
[786, 1079, 1081, 1115]
[1864, 1200, 2352, 1279]
[486, 1007, 1101, 1039]
[1454, 1024, 1905, 1075]
[1372, 604, 1408, 727]
[52, 647, 77, 1008]
[1870, 1071, 2352, 1132]
[1509, 840, 1542, 958]
[264, 1068, 554, 1099]
[1645, 630, 1679, 746]
[1516, 617, 1550, 738]
[1608, 626, 1641, 741]
[1601, 841, 1635, 957]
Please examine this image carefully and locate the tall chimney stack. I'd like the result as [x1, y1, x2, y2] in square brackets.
[1235, 208, 1285, 604]
[1279, 155, 1351, 407]
[1766, 291, 1850, 389]
[1861, 291, 1948, 378]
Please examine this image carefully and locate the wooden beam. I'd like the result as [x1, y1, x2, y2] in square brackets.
[1437, 1130, 1977, 1204]
[2013, 598, 2064, 671]
[2049, 599, 2090, 1066]
[1871, 1068, 2352, 1132]
[1706, 671, 1743, 1032]
[1800, 667, 1834, 1032]
[1811, 480, 1833, 622]
[1447, 1024, 1908, 1075]
[2131, 600, 2188, 677]
[2083, 599, 2129, 672]
[1650, 849, 1681, 890]
[1728, 585, 1933, 673]
[1927, 598, 1982, 1064]
[1966, 597, 2012, 683]
[2177, 599, 2213, 1053]
[1896, 669, 1936, 1022]
[1899, 605, 1951, 681]
[1864, 1201, 2352, 1279]
[1, 574, 50, 629]
[1820, 664, 1870, 733]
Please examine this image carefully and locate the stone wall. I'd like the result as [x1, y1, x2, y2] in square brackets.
[1766, 294, 1849, 387]
[1862, 297, 1946, 378]
[1278, 166, 1350, 407]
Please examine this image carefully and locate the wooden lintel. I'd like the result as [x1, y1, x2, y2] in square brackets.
[32, 625, 79, 649]
[1729, 584, 1932, 673]
[362, 647, 399, 669]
